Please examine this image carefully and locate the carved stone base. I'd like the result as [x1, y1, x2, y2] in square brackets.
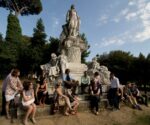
[67, 62, 87, 84]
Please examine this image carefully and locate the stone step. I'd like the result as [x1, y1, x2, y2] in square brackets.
[17, 98, 109, 118]
[78, 93, 108, 100]
[78, 94, 90, 101]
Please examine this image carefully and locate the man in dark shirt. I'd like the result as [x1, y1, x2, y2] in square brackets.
[63, 69, 79, 95]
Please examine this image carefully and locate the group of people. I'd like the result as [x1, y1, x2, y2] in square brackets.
[123, 82, 148, 109]
[1, 69, 36, 125]
[1, 68, 147, 125]
[108, 73, 148, 111]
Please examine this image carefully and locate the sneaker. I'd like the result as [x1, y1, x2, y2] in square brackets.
[108, 106, 113, 110]
[95, 112, 99, 115]
[132, 105, 136, 109]
[136, 105, 142, 110]
[112, 108, 118, 111]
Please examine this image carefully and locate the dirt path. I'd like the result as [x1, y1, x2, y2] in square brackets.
[0, 106, 150, 125]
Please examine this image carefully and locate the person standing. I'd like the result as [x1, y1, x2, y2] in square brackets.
[109, 72, 120, 110]
[5, 69, 23, 119]
[1, 69, 14, 116]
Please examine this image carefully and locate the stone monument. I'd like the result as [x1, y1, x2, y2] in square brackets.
[40, 53, 60, 95]
[88, 57, 111, 85]
[59, 4, 88, 83]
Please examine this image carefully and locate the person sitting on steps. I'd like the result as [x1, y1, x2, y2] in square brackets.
[22, 81, 36, 125]
[63, 69, 79, 95]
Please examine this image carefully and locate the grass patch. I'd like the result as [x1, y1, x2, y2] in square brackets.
[136, 115, 150, 125]
[112, 123, 122, 125]
[129, 114, 150, 125]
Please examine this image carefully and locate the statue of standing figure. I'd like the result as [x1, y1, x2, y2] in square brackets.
[58, 50, 68, 74]
[65, 4, 80, 37]
[62, 5, 80, 37]
[59, 5, 87, 63]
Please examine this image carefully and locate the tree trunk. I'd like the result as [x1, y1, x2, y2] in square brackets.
[15, 11, 19, 17]
[144, 82, 147, 94]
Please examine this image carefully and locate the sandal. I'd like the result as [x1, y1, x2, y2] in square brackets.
[64, 112, 69, 116]
[6, 114, 11, 119]
[23, 120, 28, 125]
[70, 111, 76, 115]
[31, 118, 36, 124]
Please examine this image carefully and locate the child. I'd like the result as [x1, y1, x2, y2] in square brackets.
[22, 81, 36, 125]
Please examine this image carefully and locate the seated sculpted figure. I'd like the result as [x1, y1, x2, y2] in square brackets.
[49, 53, 60, 77]
[40, 53, 60, 79]
[89, 57, 100, 74]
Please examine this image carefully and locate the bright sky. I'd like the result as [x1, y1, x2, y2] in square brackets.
[0, 0, 150, 61]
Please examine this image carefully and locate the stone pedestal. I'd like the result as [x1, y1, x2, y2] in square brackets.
[67, 62, 87, 84]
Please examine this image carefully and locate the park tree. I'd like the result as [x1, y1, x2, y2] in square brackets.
[98, 50, 134, 84]
[6, 13, 22, 43]
[0, 0, 42, 16]
[135, 53, 148, 92]
[80, 33, 90, 63]
[49, 37, 60, 55]
[0, 41, 21, 77]
[22, 35, 31, 44]
[41, 36, 60, 65]
[146, 53, 150, 84]
[0, 13, 22, 77]
[147, 53, 150, 61]
[31, 18, 47, 47]
[0, 33, 3, 43]
[26, 18, 47, 72]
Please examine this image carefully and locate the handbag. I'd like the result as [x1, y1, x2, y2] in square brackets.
[58, 97, 66, 106]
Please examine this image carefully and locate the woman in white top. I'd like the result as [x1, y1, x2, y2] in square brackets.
[22, 81, 36, 125]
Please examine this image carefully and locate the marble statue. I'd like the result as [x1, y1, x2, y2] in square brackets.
[40, 53, 60, 79]
[59, 5, 88, 83]
[66, 4, 80, 37]
[58, 50, 68, 74]
[88, 57, 110, 85]
[60, 5, 87, 63]
[91, 57, 100, 72]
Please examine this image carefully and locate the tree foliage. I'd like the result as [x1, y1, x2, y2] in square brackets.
[31, 18, 47, 47]
[0, 0, 42, 16]
[97, 50, 150, 88]
[0, 41, 21, 77]
[80, 33, 90, 63]
[49, 37, 60, 55]
[27, 18, 47, 72]
[0, 33, 3, 42]
[5, 13, 22, 43]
